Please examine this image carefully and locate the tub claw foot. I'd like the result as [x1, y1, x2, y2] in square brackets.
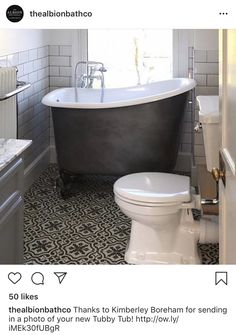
[56, 177, 71, 199]
[56, 170, 75, 199]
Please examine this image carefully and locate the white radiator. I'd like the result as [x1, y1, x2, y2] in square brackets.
[0, 67, 17, 139]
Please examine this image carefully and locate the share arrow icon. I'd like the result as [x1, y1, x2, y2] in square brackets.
[54, 272, 67, 284]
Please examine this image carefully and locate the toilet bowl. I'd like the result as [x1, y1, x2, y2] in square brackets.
[114, 172, 203, 264]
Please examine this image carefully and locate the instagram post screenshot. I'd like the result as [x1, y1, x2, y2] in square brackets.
[0, 0, 235, 334]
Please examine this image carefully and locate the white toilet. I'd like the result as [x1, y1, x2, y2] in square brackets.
[114, 172, 202, 264]
[113, 95, 219, 265]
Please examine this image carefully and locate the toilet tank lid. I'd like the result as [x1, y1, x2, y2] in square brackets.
[197, 95, 219, 124]
[113, 173, 191, 203]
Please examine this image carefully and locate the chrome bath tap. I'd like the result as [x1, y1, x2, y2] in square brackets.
[74, 61, 107, 89]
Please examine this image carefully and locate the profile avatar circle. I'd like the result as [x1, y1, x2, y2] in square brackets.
[6, 5, 24, 22]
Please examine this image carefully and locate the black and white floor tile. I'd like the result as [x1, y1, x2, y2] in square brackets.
[24, 165, 219, 265]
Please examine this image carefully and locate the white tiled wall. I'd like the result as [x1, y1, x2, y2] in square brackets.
[179, 106, 193, 156]
[0, 44, 73, 168]
[0, 46, 50, 168]
[49, 45, 72, 89]
[48, 45, 72, 150]
[194, 49, 219, 165]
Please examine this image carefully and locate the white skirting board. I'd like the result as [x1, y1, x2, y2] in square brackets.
[0, 67, 17, 139]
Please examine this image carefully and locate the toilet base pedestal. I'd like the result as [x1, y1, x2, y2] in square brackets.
[125, 213, 201, 264]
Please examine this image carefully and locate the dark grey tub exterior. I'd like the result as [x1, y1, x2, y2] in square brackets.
[51, 92, 189, 177]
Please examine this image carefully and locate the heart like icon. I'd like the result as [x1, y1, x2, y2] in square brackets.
[8, 272, 22, 284]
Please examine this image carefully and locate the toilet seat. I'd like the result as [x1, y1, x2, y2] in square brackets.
[114, 172, 190, 205]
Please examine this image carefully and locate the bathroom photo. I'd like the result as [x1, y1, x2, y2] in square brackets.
[0, 29, 235, 265]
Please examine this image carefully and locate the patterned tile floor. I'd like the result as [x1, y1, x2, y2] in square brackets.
[24, 165, 219, 264]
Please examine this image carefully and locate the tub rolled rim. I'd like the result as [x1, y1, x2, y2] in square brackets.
[42, 78, 196, 109]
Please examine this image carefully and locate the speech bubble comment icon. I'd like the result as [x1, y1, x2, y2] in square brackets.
[31, 272, 44, 285]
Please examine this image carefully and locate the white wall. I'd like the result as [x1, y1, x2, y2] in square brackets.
[0, 29, 49, 56]
[0, 28, 218, 57]
[0, 29, 76, 56]
[194, 30, 218, 50]
[47, 29, 75, 45]
[174, 29, 194, 77]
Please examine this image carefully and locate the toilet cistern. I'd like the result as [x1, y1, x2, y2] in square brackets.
[196, 95, 219, 172]
[196, 95, 222, 205]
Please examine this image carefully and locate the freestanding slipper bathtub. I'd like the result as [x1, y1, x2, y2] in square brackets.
[42, 78, 195, 196]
